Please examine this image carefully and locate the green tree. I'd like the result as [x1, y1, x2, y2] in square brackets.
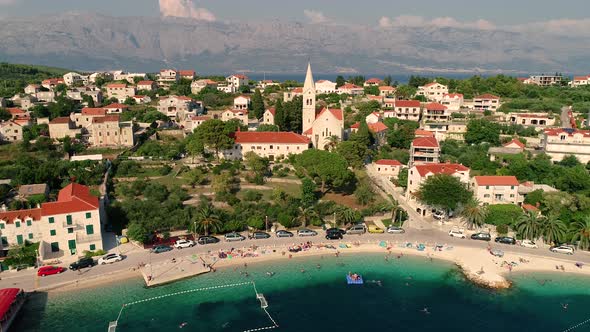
[570, 217, 590, 250]
[186, 168, 206, 187]
[257, 124, 279, 132]
[350, 120, 373, 147]
[251, 89, 265, 119]
[274, 99, 286, 130]
[515, 211, 543, 240]
[335, 206, 360, 225]
[193, 119, 234, 160]
[541, 215, 566, 245]
[396, 168, 408, 188]
[244, 151, 269, 184]
[418, 174, 472, 213]
[296, 206, 319, 228]
[301, 177, 317, 208]
[354, 182, 375, 205]
[364, 86, 379, 96]
[459, 198, 488, 230]
[185, 135, 204, 162]
[465, 119, 501, 145]
[523, 189, 544, 206]
[295, 149, 354, 193]
[394, 85, 417, 99]
[558, 155, 581, 168]
[336, 75, 345, 88]
[383, 75, 393, 87]
[194, 204, 222, 235]
[211, 171, 236, 196]
[336, 141, 369, 169]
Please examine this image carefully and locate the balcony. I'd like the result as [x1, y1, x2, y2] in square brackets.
[76, 233, 103, 244]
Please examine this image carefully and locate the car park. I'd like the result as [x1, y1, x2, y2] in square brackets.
[69, 257, 95, 270]
[386, 226, 405, 234]
[98, 253, 124, 264]
[520, 240, 538, 248]
[494, 236, 516, 245]
[224, 232, 246, 242]
[151, 245, 173, 254]
[550, 245, 574, 255]
[275, 230, 294, 238]
[368, 225, 384, 234]
[174, 239, 195, 249]
[197, 236, 220, 245]
[37, 266, 65, 277]
[297, 229, 318, 237]
[249, 232, 271, 239]
[471, 232, 491, 241]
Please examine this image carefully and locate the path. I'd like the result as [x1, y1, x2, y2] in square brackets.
[561, 106, 573, 128]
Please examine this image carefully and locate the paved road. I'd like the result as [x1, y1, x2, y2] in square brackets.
[2, 228, 589, 292]
[561, 106, 572, 128]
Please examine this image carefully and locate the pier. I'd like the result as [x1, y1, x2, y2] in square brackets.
[139, 254, 211, 287]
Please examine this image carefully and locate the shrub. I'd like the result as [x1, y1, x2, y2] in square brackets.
[354, 183, 375, 205]
[278, 212, 296, 228]
[484, 204, 523, 227]
[83, 249, 107, 258]
[243, 190, 263, 202]
[159, 165, 172, 175]
[247, 216, 265, 230]
[496, 224, 509, 235]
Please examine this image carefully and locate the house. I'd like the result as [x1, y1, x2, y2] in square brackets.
[441, 93, 464, 111]
[24, 84, 40, 95]
[41, 78, 65, 90]
[0, 121, 22, 142]
[113, 72, 147, 84]
[72, 108, 107, 128]
[183, 115, 211, 133]
[105, 84, 136, 103]
[407, 163, 471, 212]
[541, 128, 590, 163]
[373, 159, 404, 179]
[88, 72, 113, 84]
[66, 88, 103, 105]
[315, 80, 337, 94]
[17, 184, 49, 200]
[104, 103, 129, 114]
[415, 129, 435, 138]
[88, 115, 135, 147]
[367, 95, 384, 104]
[0, 183, 103, 260]
[221, 109, 249, 126]
[422, 122, 467, 142]
[226, 74, 249, 90]
[179, 70, 196, 80]
[221, 131, 310, 161]
[63, 72, 88, 86]
[191, 79, 218, 94]
[349, 122, 388, 145]
[157, 96, 203, 121]
[417, 82, 448, 102]
[7, 108, 31, 126]
[337, 83, 364, 95]
[262, 108, 275, 126]
[423, 102, 450, 122]
[383, 97, 395, 109]
[132, 95, 151, 104]
[283, 87, 303, 102]
[503, 139, 525, 150]
[471, 176, 520, 205]
[507, 113, 555, 128]
[384, 100, 421, 121]
[488, 139, 526, 162]
[36, 91, 56, 103]
[379, 86, 396, 97]
[473, 94, 501, 112]
[136, 80, 157, 91]
[410, 136, 440, 166]
[233, 95, 251, 110]
[366, 112, 381, 124]
[364, 78, 382, 87]
[257, 80, 280, 90]
[569, 75, 590, 87]
[157, 69, 179, 88]
[14, 95, 36, 111]
[216, 83, 236, 94]
[48, 117, 81, 140]
[524, 75, 563, 86]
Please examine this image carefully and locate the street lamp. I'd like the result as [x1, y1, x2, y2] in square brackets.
[265, 216, 269, 232]
[193, 221, 197, 240]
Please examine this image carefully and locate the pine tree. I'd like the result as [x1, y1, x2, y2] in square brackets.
[336, 75, 345, 88]
[350, 120, 374, 147]
[274, 99, 285, 130]
[251, 88, 265, 119]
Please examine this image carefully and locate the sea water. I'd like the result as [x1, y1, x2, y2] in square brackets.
[13, 253, 590, 332]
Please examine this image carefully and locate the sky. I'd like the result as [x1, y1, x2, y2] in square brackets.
[0, 0, 589, 27]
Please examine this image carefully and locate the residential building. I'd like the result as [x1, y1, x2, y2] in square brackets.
[541, 128, 590, 163]
[216, 83, 236, 94]
[471, 176, 520, 205]
[423, 102, 450, 122]
[179, 70, 196, 80]
[63, 72, 88, 86]
[88, 72, 113, 84]
[104, 103, 129, 114]
[157, 69, 179, 88]
[569, 75, 590, 87]
[257, 80, 280, 90]
[417, 82, 448, 102]
[383, 97, 395, 109]
[221, 131, 310, 161]
[24, 84, 40, 95]
[315, 80, 337, 94]
[384, 100, 421, 121]
[422, 122, 467, 141]
[364, 78, 382, 87]
[337, 83, 364, 95]
[349, 122, 389, 145]
[0, 121, 22, 142]
[0, 183, 103, 260]
[191, 79, 218, 94]
[233, 95, 251, 110]
[88, 115, 135, 147]
[262, 108, 275, 126]
[18, 184, 49, 200]
[367, 95, 384, 104]
[41, 78, 64, 90]
[36, 91, 56, 103]
[488, 139, 526, 162]
[226, 74, 249, 90]
[379, 86, 396, 97]
[407, 163, 471, 206]
[16, 95, 36, 110]
[441, 93, 464, 111]
[283, 87, 303, 102]
[157, 96, 202, 121]
[48, 117, 81, 140]
[72, 108, 107, 128]
[132, 95, 151, 104]
[7, 108, 32, 126]
[473, 94, 501, 112]
[524, 75, 564, 86]
[373, 159, 404, 179]
[508, 113, 555, 128]
[503, 139, 526, 150]
[221, 109, 249, 126]
[183, 115, 211, 133]
[105, 84, 136, 103]
[410, 136, 440, 166]
[136, 80, 157, 91]
[365, 112, 381, 124]
[68, 88, 103, 105]
[415, 129, 435, 138]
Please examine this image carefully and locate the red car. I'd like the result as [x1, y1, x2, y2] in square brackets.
[37, 266, 66, 277]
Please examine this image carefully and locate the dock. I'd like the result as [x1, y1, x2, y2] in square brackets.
[256, 293, 268, 308]
[140, 254, 211, 287]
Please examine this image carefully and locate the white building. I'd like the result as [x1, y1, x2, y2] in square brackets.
[136, 80, 157, 91]
[283, 87, 303, 102]
[410, 136, 440, 166]
[315, 80, 338, 94]
[0, 121, 23, 142]
[373, 159, 403, 180]
[221, 131, 309, 161]
[226, 74, 249, 90]
[541, 128, 590, 164]
[507, 113, 555, 128]
[63, 72, 88, 86]
[417, 82, 448, 102]
[407, 163, 471, 209]
[473, 94, 501, 112]
[441, 93, 464, 111]
[471, 176, 520, 205]
[337, 83, 364, 95]
[157, 69, 179, 88]
[423, 102, 450, 122]
[105, 84, 136, 103]
[233, 95, 251, 110]
[383, 100, 422, 121]
[262, 108, 275, 126]
[379, 86, 396, 97]
[183, 115, 211, 133]
[157, 96, 202, 122]
[191, 79, 218, 94]
[221, 109, 249, 126]
[524, 75, 563, 86]
[569, 75, 590, 87]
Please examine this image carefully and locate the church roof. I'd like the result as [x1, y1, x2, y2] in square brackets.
[303, 62, 315, 91]
[316, 107, 343, 121]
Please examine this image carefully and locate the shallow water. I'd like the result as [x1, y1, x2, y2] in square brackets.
[13, 253, 590, 332]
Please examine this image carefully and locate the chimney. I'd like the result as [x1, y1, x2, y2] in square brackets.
[0, 204, 5, 212]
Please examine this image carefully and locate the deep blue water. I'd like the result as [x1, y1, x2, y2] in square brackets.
[13, 254, 590, 332]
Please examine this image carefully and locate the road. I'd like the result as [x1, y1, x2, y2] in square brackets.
[2, 228, 589, 292]
[561, 106, 572, 128]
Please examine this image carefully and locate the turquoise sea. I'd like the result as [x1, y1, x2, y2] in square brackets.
[13, 254, 590, 332]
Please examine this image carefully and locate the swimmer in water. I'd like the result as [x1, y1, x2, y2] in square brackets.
[421, 307, 430, 314]
[562, 303, 569, 310]
[316, 264, 321, 269]
[301, 269, 306, 273]
[179, 322, 188, 328]
[266, 271, 274, 277]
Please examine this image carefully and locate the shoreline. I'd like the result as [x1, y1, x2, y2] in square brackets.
[43, 240, 590, 294]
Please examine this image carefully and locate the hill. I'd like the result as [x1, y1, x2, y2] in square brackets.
[0, 63, 71, 98]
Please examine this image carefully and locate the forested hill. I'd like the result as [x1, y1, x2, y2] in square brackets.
[0, 63, 71, 97]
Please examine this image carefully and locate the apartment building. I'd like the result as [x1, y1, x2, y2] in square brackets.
[473, 94, 501, 112]
[541, 128, 590, 163]
[221, 131, 310, 161]
[423, 102, 450, 122]
[417, 82, 448, 102]
[440, 93, 464, 111]
[383, 100, 422, 121]
[409, 136, 440, 165]
[471, 176, 520, 205]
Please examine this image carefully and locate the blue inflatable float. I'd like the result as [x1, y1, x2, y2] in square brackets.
[346, 273, 364, 285]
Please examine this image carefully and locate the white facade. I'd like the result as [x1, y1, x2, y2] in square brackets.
[440, 93, 464, 111]
[0, 121, 23, 142]
[233, 96, 251, 110]
[471, 176, 520, 205]
[63, 72, 88, 86]
[570, 76, 590, 87]
[407, 163, 470, 197]
[221, 109, 249, 126]
[157, 96, 202, 121]
[315, 80, 337, 94]
[221, 131, 309, 161]
[473, 94, 501, 111]
[262, 109, 275, 126]
[541, 129, 590, 164]
[226, 75, 249, 89]
[105, 84, 136, 103]
[417, 82, 448, 102]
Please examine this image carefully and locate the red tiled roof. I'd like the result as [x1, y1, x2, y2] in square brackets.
[368, 122, 388, 133]
[49, 117, 71, 124]
[522, 203, 539, 212]
[503, 139, 525, 149]
[179, 70, 195, 77]
[230, 74, 248, 79]
[42, 183, 99, 216]
[104, 103, 129, 109]
[422, 82, 440, 87]
[375, 159, 402, 166]
[81, 108, 106, 116]
[339, 83, 362, 89]
[475, 93, 500, 100]
[234, 131, 310, 144]
[395, 100, 421, 108]
[379, 86, 395, 91]
[415, 129, 434, 137]
[544, 128, 590, 137]
[0, 288, 22, 319]
[137, 80, 154, 86]
[190, 116, 211, 121]
[412, 136, 439, 148]
[365, 78, 382, 84]
[0, 208, 42, 224]
[474, 176, 519, 186]
[106, 83, 127, 88]
[414, 163, 470, 177]
[291, 87, 303, 93]
[92, 115, 120, 123]
[303, 127, 313, 135]
[573, 76, 589, 81]
[316, 107, 343, 121]
[42, 78, 64, 85]
[443, 93, 463, 98]
[425, 102, 447, 111]
[266, 108, 276, 116]
[7, 108, 25, 115]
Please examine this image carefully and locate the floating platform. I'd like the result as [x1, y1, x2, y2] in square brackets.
[256, 293, 268, 308]
[140, 254, 211, 287]
[346, 274, 363, 285]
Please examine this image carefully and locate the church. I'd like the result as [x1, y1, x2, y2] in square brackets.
[301, 63, 345, 150]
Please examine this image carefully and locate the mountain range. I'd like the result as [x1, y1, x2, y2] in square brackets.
[0, 12, 586, 75]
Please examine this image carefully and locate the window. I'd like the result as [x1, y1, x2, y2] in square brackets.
[0, 223, 4, 229]
[66, 215, 72, 225]
[89, 244, 96, 251]
[28, 233, 33, 240]
[68, 228, 74, 234]
[49, 217, 55, 224]
[485, 186, 489, 190]
[511, 186, 514, 189]
[86, 212, 91, 219]
[484, 194, 490, 198]
[16, 235, 23, 245]
[26, 220, 32, 226]
[1, 237, 7, 246]
[86, 225, 94, 235]
[51, 242, 59, 252]
[15, 221, 21, 228]
[50, 229, 56, 236]
[68, 239, 76, 250]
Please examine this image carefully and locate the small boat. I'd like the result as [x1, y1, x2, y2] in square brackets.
[346, 273, 364, 285]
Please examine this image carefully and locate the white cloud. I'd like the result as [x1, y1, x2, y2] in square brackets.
[378, 15, 495, 30]
[159, 0, 216, 22]
[303, 9, 330, 24]
[514, 18, 590, 37]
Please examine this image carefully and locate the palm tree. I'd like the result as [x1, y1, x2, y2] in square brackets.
[194, 204, 222, 236]
[335, 206, 358, 226]
[515, 211, 542, 241]
[541, 215, 567, 246]
[459, 199, 488, 230]
[325, 135, 340, 151]
[570, 217, 590, 250]
[297, 206, 319, 227]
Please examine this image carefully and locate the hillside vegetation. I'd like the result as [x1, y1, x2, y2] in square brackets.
[0, 62, 71, 98]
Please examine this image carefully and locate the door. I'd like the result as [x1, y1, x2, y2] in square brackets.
[68, 239, 77, 255]
[16, 235, 23, 245]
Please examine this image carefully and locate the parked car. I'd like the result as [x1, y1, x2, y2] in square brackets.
[174, 239, 195, 249]
[550, 245, 574, 255]
[325, 232, 343, 240]
[275, 230, 294, 238]
[197, 236, 220, 245]
[386, 226, 405, 234]
[98, 253, 124, 264]
[495, 236, 516, 245]
[448, 229, 466, 239]
[69, 257, 95, 270]
[490, 249, 505, 257]
[249, 232, 271, 239]
[471, 232, 491, 241]
[433, 210, 446, 220]
[297, 229, 318, 237]
[224, 232, 246, 242]
[326, 228, 346, 235]
[347, 225, 366, 235]
[151, 245, 173, 254]
[37, 266, 65, 277]
[368, 225, 384, 234]
[520, 240, 538, 248]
